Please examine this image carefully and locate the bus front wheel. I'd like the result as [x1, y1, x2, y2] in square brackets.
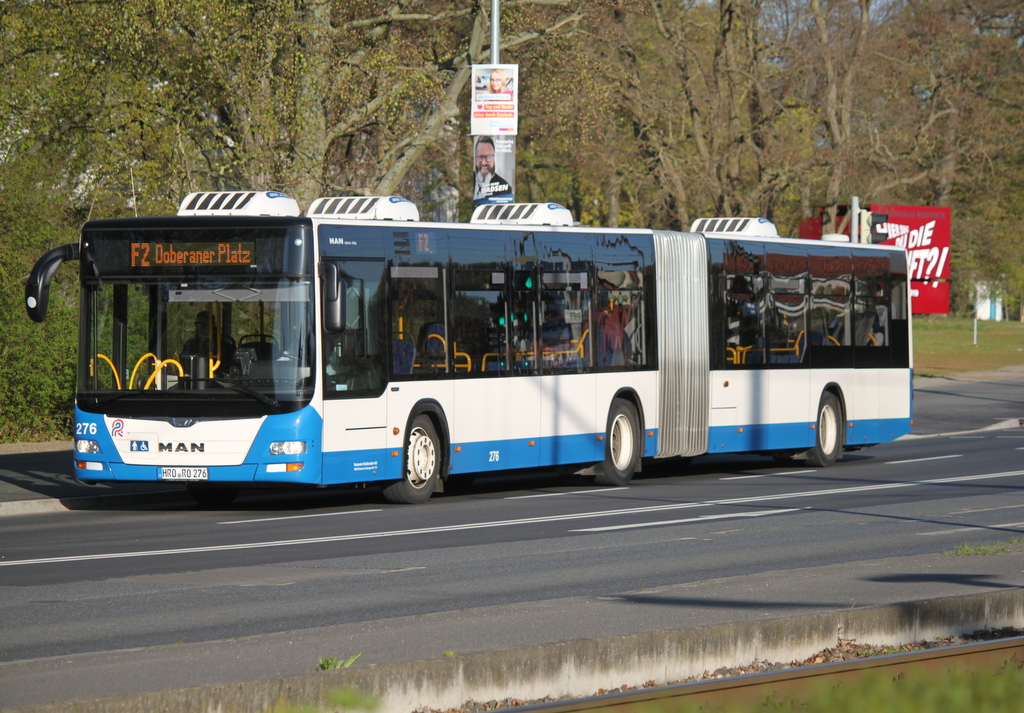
[806, 392, 843, 467]
[384, 415, 440, 504]
[596, 398, 641, 487]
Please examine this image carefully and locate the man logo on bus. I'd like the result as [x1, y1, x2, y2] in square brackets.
[159, 442, 206, 453]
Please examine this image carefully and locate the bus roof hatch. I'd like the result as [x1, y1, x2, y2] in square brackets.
[177, 191, 301, 217]
[691, 217, 779, 238]
[306, 196, 419, 221]
[471, 203, 574, 226]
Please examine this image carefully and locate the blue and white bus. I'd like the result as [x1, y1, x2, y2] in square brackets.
[25, 192, 912, 505]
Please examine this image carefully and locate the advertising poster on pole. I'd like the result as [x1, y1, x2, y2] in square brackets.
[871, 204, 951, 315]
[473, 135, 516, 205]
[471, 64, 518, 135]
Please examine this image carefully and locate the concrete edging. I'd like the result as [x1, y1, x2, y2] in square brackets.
[14, 587, 1024, 713]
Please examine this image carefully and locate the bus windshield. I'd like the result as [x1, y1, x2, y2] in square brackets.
[75, 218, 315, 417]
[79, 275, 315, 417]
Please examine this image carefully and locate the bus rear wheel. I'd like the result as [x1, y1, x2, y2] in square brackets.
[596, 398, 641, 487]
[383, 415, 440, 504]
[806, 392, 843, 467]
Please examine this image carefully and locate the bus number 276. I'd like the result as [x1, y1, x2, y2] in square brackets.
[489, 451, 500, 462]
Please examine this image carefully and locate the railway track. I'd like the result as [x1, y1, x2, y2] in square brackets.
[510, 637, 1024, 713]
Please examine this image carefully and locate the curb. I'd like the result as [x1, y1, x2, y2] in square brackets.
[898, 417, 1024, 440]
[0, 490, 191, 518]
[10, 587, 1024, 713]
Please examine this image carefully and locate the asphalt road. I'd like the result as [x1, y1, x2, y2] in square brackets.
[4, 427, 1024, 656]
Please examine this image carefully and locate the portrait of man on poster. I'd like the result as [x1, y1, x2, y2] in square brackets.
[473, 136, 513, 204]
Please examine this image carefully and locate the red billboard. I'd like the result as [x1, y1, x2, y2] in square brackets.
[871, 205, 951, 314]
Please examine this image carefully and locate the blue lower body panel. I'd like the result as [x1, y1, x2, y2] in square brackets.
[707, 417, 912, 454]
[322, 447, 394, 485]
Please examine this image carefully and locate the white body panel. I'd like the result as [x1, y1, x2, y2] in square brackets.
[106, 415, 265, 466]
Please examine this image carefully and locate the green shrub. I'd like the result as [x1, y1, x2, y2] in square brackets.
[0, 154, 80, 441]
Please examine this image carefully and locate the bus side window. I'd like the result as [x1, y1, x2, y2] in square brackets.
[852, 250, 892, 368]
[725, 282, 761, 363]
[595, 283, 644, 369]
[389, 265, 447, 378]
[510, 270, 537, 372]
[541, 271, 591, 373]
[807, 246, 854, 368]
[765, 249, 809, 365]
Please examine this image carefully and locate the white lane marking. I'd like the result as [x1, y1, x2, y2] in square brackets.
[721, 470, 814, 481]
[570, 508, 803, 533]
[506, 487, 629, 500]
[885, 455, 963, 465]
[218, 509, 383, 526]
[5, 469, 1024, 568]
[918, 521, 1024, 536]
[950, 504, 1024, 515]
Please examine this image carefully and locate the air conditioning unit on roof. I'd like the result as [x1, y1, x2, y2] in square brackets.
[177, 191, 301, 217]
[471, 203, 575, 226]
[306, 196, 419, 221]
[691, 217, 779, 238]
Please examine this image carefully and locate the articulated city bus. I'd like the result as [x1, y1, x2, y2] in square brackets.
[25, 192, 911, 505]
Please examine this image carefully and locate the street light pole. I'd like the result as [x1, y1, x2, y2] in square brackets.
[491, 0, 500, 63]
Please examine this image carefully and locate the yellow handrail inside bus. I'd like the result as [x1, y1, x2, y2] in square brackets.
[454, 342, 471, 372]
[770, 330, 805, 358]
[143, 359, 184, 390]
[95, 353, 122, 390]
[128, 353, 159, 390]
[726, 345, 753, 364]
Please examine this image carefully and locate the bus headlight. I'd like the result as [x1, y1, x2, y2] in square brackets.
[75, 440, 101, 454]
[270, 441, 307, 456]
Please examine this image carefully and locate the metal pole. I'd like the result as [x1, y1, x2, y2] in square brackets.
[491, 0, 500, 63]
[850, 195, 859, 242]
[974, 284, 979, 346]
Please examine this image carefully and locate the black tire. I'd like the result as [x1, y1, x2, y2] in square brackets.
[383, 415, 440, 504]
[806, 391, 843, 467]
[186, 483, 241, 507]
[595, 398, 641, 486]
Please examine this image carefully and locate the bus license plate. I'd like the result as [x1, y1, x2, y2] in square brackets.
[159, 467, 208, 481]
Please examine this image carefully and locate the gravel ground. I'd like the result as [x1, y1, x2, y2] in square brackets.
[410, 628, 1024, 713]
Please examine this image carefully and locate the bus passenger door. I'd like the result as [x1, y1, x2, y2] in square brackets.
[320, 258, 390, 484]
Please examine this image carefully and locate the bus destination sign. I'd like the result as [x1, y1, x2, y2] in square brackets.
[129, 241, 257, 268]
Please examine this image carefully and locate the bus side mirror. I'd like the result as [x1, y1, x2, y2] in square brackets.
[25, 243, 80, 323]
[322, 262, 347, 334]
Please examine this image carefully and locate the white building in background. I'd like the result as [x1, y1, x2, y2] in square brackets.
[975, 282, 1004, 321]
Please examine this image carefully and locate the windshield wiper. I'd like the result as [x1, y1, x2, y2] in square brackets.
[210, 378, 280, 407]
[84, 379, 281, 408]
[86, 391, 132, 406]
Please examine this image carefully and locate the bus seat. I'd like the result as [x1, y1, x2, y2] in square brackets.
[392, 338, 414, 374]
[238, 334, 273, 361]
[418, 324, 446, 368]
